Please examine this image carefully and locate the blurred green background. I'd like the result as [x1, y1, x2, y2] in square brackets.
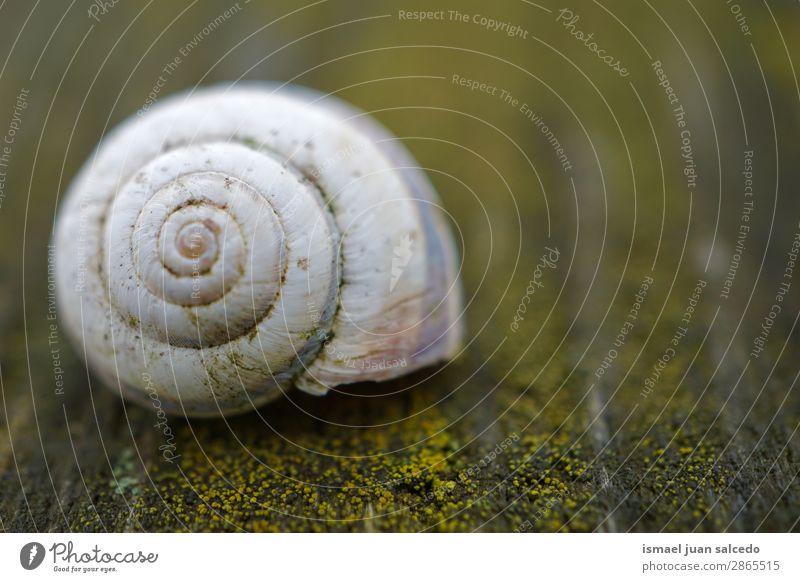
[1, 0, 799, 532]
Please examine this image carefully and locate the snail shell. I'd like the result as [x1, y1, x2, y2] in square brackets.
[54, 83, 464, 417]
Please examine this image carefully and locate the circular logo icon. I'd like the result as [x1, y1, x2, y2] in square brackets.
[20, 542, 46, 570]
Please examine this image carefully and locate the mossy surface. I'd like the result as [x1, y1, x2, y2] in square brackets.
[3, 269, 791, 533]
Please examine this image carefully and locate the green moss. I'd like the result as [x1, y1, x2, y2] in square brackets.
[59, 267, 768, 532]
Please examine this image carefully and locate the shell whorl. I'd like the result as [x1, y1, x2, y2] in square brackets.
[54, 83, 463, 416]
[108, 144, 336, 351]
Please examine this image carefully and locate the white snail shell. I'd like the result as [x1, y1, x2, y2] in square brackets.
[54, 83, 464, 417]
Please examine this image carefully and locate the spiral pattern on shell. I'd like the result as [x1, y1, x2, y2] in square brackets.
[54, 84, 463, 416]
